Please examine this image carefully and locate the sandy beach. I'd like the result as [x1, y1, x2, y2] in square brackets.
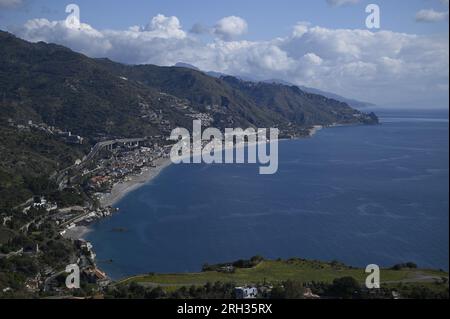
[62, 130, 323, 247]
[60, 158, 171, 242]
[99, 157, 172, 208]
[63, 225, 93, 240]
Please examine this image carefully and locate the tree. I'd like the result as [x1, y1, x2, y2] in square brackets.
[145, 286, 166, 299]
[283, 280, 305, 299]
[328, 277, 361, 299]
[269, 280, 305, 299]
[250, 255, 264, 265]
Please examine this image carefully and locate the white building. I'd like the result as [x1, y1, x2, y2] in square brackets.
[235, 286, 258, 299]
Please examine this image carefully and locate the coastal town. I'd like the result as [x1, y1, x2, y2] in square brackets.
[1, 0, 448, 306]
[0, 115, 180, 295]
[2, 115, 446, 300]
[0, 113, 332, 297]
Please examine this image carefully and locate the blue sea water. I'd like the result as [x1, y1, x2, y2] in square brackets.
[87, 109, 449, 280]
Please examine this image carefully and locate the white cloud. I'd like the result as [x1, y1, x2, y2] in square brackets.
[139, 14, 186, 39]
[189, 16, 248, 41]
[416, 9, 449, 22]
[292, 22, 311, 38]
[10, 14, 449, 107]
[213, 16, 248, 40]
[326, 0, 360, 7]
[302, 53, 323, 66]
[18, 18, 112, 56]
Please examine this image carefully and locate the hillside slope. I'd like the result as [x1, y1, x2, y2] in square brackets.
[1, 30, 378, 139]
[0, 30, 378, 208]
[123, 259, 448, 286]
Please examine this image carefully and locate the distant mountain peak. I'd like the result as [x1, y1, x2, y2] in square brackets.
[174, 62, 201, 71]
[217, 74, 376, 109]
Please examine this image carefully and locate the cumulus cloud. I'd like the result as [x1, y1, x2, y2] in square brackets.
[138, 14, 186, 39]
[416, 9, 449, 22]
[17, 18, 112, 56]
[292, 22, 311, 38]
[9, 14, 449, 107]
[326, 0, 360, 7]
[213, 16, 248, 40]
[189, 16, 248, 41]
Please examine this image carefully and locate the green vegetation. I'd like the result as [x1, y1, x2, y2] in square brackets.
[0, 29, 377, 213]
[121, 258, 448, 287]
[0, 124, 88, 209]
[0, 227, 78, 297]
[0, 29, 378, 210]
[0, 226, 16, 245]
[100, 60, 379, 130]
[391, 262, 418, 270]
[0, 30, 384, 299]
[0, 30, 377, 141]
[110, 256, 449, 299]
[110, 258, 449, 299]
[202, 255, 264, 272]
[383, 282, 449, 299]
[105, 281, 237, 299]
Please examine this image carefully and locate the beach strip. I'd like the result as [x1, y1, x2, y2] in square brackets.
[99, 157, 172, 208]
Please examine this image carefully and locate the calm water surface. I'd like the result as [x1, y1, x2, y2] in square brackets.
[87, 109, 449, 279]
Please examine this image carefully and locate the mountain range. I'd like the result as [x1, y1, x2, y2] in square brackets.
[0, 30, 378, 208]
[174, 63, 375, 109]
[0, 31, 378, 139]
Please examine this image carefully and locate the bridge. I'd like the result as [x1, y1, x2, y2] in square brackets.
[95, 137, 148, 152]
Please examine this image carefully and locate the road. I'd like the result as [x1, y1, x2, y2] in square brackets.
[53, 137, 148, 186]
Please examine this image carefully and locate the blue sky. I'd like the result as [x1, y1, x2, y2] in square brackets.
[0, 0, 449, 107]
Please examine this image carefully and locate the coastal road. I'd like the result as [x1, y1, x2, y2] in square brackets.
[53, 137, 148, 185]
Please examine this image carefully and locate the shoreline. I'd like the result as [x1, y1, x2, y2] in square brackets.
[62, 157, 172, 242]
[99, 157, 172, 208]
[63, 124, 363, 277]
[68, 127, 325, 243]
[98, 125, 326, 209]
[62, 225, 93, 241]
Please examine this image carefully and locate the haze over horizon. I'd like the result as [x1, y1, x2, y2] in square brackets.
[1, 0, 448, 108]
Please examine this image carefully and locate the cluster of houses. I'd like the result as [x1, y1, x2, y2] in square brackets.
[234, 285, 321, 299]
[36, 238, 110, 294]
[58, 131, 84, 145]
[187, 112, 214, 126]
[57, 206, 116, 236]
[87, 143, 171, 195]
[74, 239, 111, 287]
[83, 267, 109, 287]
[23, 197, 58, 214]
[8, 119, 85, 145]
[235, 286, 259, 299]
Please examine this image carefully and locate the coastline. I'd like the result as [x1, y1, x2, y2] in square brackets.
[98, 125, 325, 209]
[64, 123, 368, 277]
[99, 157, 172, 208]
[69, 126, 324, 244]
[63, 225, 93, 240]
[62, 157, 172, 242]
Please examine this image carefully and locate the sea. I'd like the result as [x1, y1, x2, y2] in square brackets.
[86, 108, 449, 280]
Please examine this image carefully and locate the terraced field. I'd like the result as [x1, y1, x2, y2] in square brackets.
[119, 259, 448, 288]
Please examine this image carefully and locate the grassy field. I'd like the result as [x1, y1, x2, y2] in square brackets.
[120, 259, 448, 287]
